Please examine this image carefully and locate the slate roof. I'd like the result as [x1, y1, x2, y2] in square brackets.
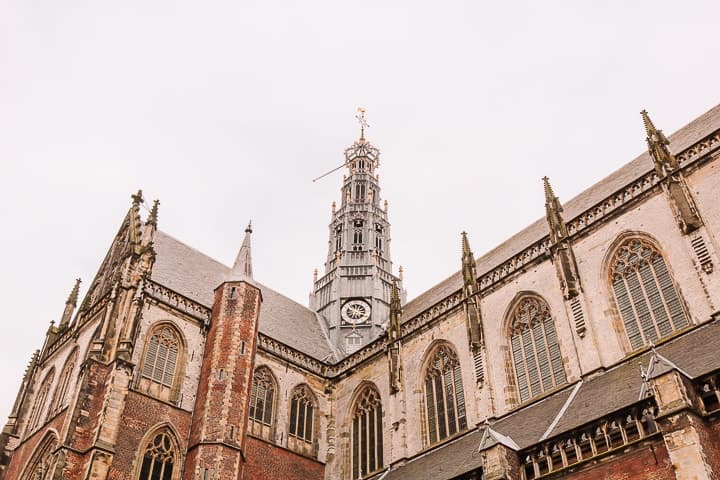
[383, 320, 720, 480]
[151, 230, 336, 361]
[402, 103, 720, 322]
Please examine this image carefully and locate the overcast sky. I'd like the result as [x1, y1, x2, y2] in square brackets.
[1, 1, 719, 420]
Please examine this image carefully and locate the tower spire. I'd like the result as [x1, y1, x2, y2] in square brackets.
[229, 221, 253, 281]
[59, 278, 81, 328]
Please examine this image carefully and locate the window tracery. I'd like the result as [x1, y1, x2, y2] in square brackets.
[50, 349, 77, 414]
[248, 367, 277, 441]
[351, 385, 383, 479]
[20, 433, 58, 480]
[610, 238, 689, 350]
[141, 326, 180, 388]
[423, 344, 468, 445]
[288, 385, 317, 457]
[509, 296, 567, 403]
[137, 430, 178, 480]
[26, 370, 54, 434]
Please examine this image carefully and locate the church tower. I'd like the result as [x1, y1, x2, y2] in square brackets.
[310, 109, 404, 355]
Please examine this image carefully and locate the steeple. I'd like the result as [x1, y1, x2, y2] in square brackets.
[59, 278, 81, 329]
[642, 109, 679, 176]
[641, 110, 702, 233]
[228, 221, 253, 282]
[310, 109, 404, 355]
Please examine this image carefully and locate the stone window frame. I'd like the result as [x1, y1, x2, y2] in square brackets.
[248, 365, 278, 442]
[349, 382, 384, 480]
[287, 384, 319, 458]
[420, 341, 468, 447]
[49, 347, 78, 415]
[605, 233, 692, 353]
[133, 425, 183, 480]
[25, 368, 55, 436]
[19, 430, 59, 480]
[506, 294, 568, 404]
[136, 322, 187, 405]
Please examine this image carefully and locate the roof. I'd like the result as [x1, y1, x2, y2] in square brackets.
[151, 230, 336, 361]
[402, 103, 720, 322]
[384, 319, 720, 479]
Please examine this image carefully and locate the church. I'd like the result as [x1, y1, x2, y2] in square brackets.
[2, 103, 720, 480]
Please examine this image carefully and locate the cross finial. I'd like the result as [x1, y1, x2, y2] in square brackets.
[356, 107, 369, 140]
[131, 189, 144, 206]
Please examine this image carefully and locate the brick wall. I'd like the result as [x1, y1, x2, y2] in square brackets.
[243, 436, 324, 480]
[560, 439, 675, 480]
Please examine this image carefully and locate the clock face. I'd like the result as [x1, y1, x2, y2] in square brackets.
[341, 299, 372, 325]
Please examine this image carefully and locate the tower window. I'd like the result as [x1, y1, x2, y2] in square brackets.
[355, 183, 366, 201]
[610, 238, 689, 350]
[346, 332, 363, 353]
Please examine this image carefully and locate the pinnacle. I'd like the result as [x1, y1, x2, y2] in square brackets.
[147, 199, 160, 226]
[67, 278, 82, 305]
[228, 220, 253, 282]
[461, 231, 471, 256]
[542, 176, 555, 203]
[641, 109, 658, 137]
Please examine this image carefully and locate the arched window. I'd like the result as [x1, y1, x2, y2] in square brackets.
[26, 369, 55, 434]
[423, 344, 468, 445]
[20, 432, 59, 480]
[248, 367, 277, 441]
[610, 238, 689, 350]
[351, 385, 383, 479]
[141, 326, 180, 388]
[137, 430, 179, 480]
[509, 296, 567, 403]
[288, 385, 317, 457]
[50, 349, 78, 414]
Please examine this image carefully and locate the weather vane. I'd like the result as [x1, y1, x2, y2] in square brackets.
[356, 107, 369, 139]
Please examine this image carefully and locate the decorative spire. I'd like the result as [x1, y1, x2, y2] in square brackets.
[543, 176, 568, 244]
[461, 231, 478, 295]
[59, 278, 81, 328]
[641, 109, 679, 176]
[147, 199, 160, 226]
[228, 221, 253, 281]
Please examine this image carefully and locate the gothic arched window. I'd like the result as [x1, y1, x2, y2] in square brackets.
[20, 432, 59, 480]
[351, 385, 383, 479]
[509, 296, 567, 403]
[610, 238, 689, 350]
[423, 344, 468, 445]
[26, 369, 55, 434]
[288, 385, 317, 457]
[50, 348, 78, 414]
[141, 326, 180, 388]
[137, 430, 178, 480]
[248, 367, 277, 441]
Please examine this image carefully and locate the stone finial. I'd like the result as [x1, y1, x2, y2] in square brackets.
[461, 231, 478, 295]
[398, 264, 404, 280]
[131, 189, 144, 206]
[59, 277, 81, 329]
[384, 199, 388, 212]
[228, 221, 253, 282]
[641, 109, 679, 176]
[331, 201, 336, 215]
[388, 280, 402, 342]
[313, 268, 318, 284]
[67, 278, 81, 305]
[147, 199, 160, 226]
[543, 176, 568, 244]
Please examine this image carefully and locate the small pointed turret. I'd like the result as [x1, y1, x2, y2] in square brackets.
[59, 278, 81, 329]
[642, 109, 679, 176]
[228, 221, 253, 281]
[388, 281, 402, 341]
[461, 232, 483, 349]
[543, 176, 569, 244]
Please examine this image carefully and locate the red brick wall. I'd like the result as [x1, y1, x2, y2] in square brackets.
[2, 410, 67, 479]
[243, 436, 325, 480]
[108, 391, 192, 480]
[560, 439, 674, 480]
[700, 416, 720, 476]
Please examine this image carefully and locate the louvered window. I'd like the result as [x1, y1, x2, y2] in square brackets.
[423, 344, 468, 445]
[351, 386, 383, 479]
[142, 326, 180, 387]
[137, 431, 177, 480]
[610, 238, 689, 350]
[510, 297, 567, 403]
[289, 385, 315, 443]
[249, 367, 276, 440]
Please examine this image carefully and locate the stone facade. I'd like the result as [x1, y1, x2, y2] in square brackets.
[2, 105, 720, 480]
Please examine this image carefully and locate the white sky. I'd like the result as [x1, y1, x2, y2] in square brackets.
[1, 1, 719, 420]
